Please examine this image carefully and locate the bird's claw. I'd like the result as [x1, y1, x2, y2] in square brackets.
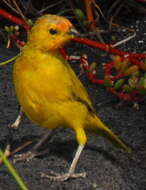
[41, 171, 86, 181]
[13, 151, 36, 163]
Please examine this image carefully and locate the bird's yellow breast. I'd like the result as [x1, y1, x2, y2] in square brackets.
[13, 48, 89, 129]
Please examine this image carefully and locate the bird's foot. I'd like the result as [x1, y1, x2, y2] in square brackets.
[8, 110, 23, 129]
[13, 151, 36, 163]
[41, 171, 86, 181]
[13, 150, 47, 163]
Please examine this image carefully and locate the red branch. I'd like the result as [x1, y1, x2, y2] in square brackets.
[107, 88, 142, 101]
[0, 9, 30, 30]
[72, 37, 146, 59]
[84, 0, 96, 30]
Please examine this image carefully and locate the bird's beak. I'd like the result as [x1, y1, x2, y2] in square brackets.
[68, 27, 80, 37]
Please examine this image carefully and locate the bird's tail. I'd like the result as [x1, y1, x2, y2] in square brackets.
[86, 115, 131, 152]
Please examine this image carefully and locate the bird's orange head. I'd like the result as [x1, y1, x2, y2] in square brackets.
[27, 14, 77, 51]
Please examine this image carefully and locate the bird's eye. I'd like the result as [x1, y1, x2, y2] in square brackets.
[49, 28, 58, 35]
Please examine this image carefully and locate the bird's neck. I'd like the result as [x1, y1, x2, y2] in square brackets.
[19, 43, 66, 69]
[21, 44, 64, 62]
[23, 43, 60, 55]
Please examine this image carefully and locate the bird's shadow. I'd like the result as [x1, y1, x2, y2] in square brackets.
[2, 134, 122, 166]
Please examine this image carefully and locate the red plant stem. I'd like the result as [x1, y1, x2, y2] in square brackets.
[104, 61, 114, 75]
[130, 54, 146, 59]
[59, 48, 68, 60]
[89, 77, 104, 84]
[129, 57, 145, 68]
[72, 37, 128, 56]
[72, 37, 146, 59]
[84, 0, 96, 30]
[0, 9, 30, 30]
[110, 74, 124, 80]
[104, 61, 124, 79]
[86, 71, 105, 85]
[10, 34, 25, 47]
[107, 88, 142, 101]
[79, 56, 125, 84]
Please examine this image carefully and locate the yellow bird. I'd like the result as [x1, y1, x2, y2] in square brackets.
[13, 15, 130, 181]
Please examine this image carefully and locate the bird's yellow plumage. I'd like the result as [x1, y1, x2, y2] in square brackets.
[13, 14, 130, 181]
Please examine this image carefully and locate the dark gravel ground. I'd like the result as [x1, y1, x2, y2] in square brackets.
[0, 12, 146, 190]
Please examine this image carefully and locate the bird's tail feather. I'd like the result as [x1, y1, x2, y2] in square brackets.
[87, 115, 131, 152]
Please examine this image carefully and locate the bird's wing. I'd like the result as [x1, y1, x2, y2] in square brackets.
[64, 60, 96, 114]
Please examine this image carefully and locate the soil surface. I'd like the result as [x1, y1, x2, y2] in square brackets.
[0, 11, 146, 190]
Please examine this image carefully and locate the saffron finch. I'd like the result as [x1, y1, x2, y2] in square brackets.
[13, 14, 130, 181]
